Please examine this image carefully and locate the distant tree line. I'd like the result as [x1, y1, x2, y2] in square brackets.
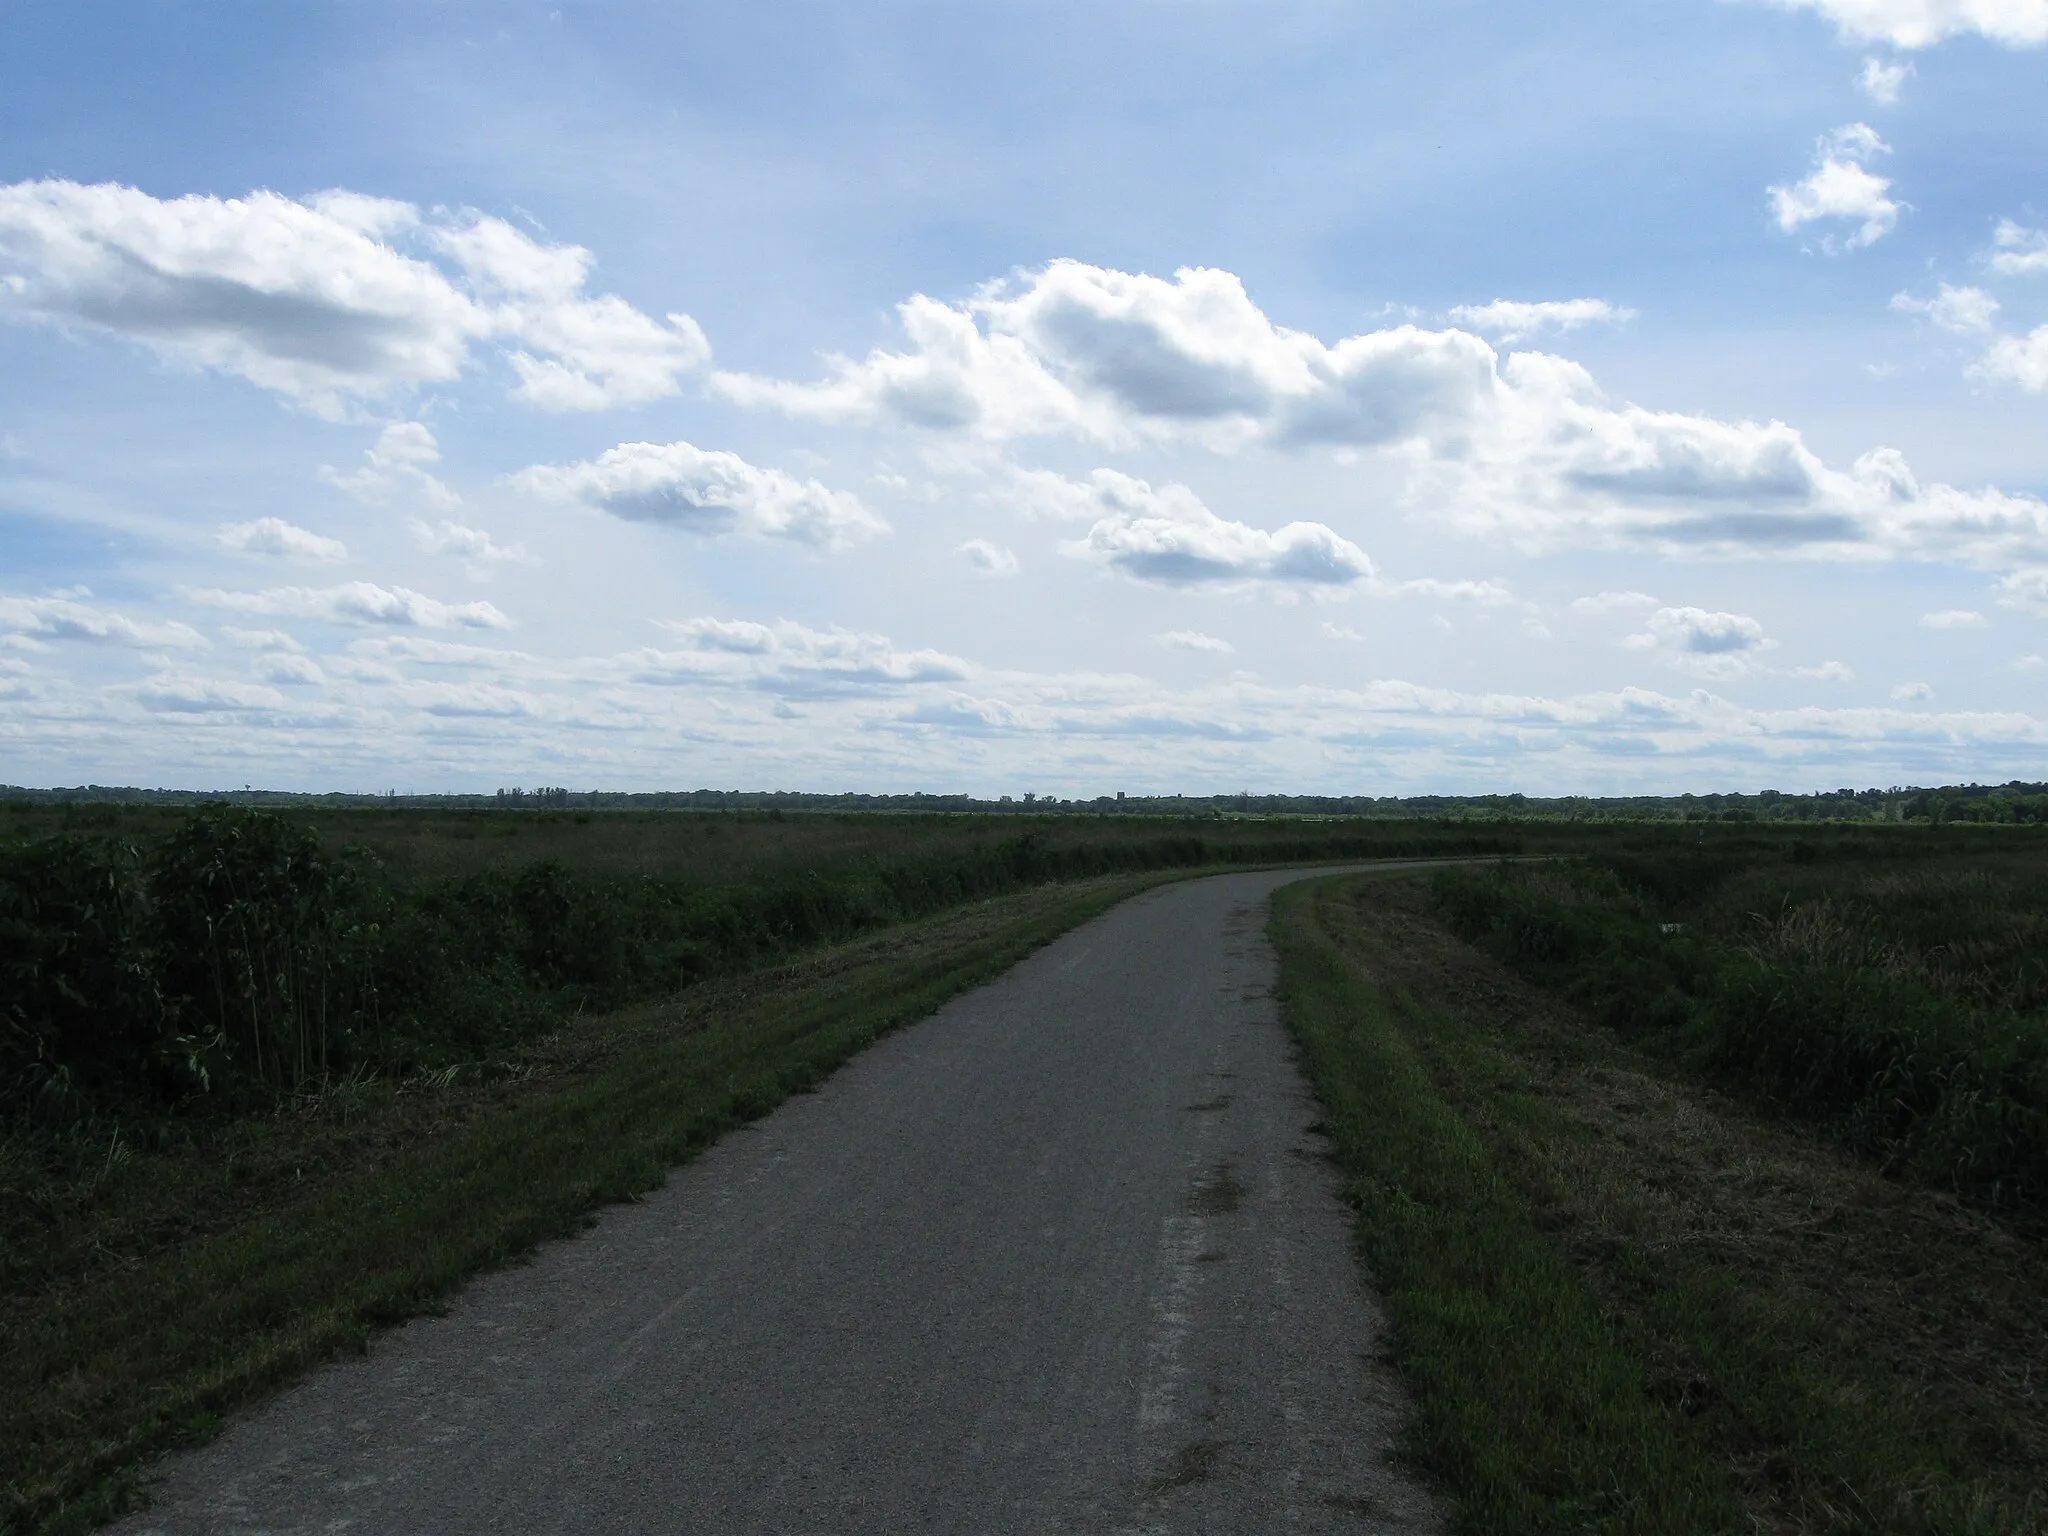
[8, 780, 2048, 822]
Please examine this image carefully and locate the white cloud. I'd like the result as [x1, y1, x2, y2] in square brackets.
[1, 598, 195, 652]
[1857, 55, 1914, 100]
[0, 181, 707, 415]
[632, 616, 972, 695]
[259, 652, 326, 686]
[1892, 680, 1934, 699]
[958, 538, 1020, 576]
[1446, 298, 1636, 343]
[221, 626, 303, 651]
[218, 516, 348, 563]
[1920, 608, 1989, 627]
[1995, 566, 2048, 612]
[726, 261, 2047, 578]
[1626, 605, 1777, 678]
[1795, 659, 1856, 679]
[346, 636, 534, 670]
[1425, 354, 2048, 568]
[136, 674, 289, 713]
[187, 581, 509, 629]
[1768, 124, 1902, 251]
[410, 519, 536, 570]
[0, 595, 207, 649]
[513, 440, 886, 548]
[1158, 629, 1235, 653]
[1631, 605, 1774, 655]
[1990, 219, 2048, 276]
[1380, 576, 1516, 605]
[1763, 0, 2048, 47]
[322, 421, 459, 505]
[1979, 325, 2048, 390]
[1572, 590, 1662, 613]
[1321, 623, 1367, 641]
[1040, 470, 1373, 589]
[718, 260, 1499, 451]
[1891, 283, 1999, 332]
[432, 215, 710, 410]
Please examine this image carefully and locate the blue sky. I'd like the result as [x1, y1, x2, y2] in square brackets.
[2, 0, 2045, 795]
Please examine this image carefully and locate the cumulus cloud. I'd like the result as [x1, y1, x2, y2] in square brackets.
[1795, 659, 1856, 679]
[187, 581, 509, 629]
[433, 214, 711, 410]
[1446, 298, 1636, 343]
[1572, 590, 1661, 614]
[221, 626, 303, 651]
[1630, 606, 1774, 655]
[1764, 0, 2048, 47]
[1037, 470, 1373, 589]
[1381, 576, 1516, 605]
[717, 260, 1497, 451]
[1990, 219, 2048, 276]
[322, 421, 459, 505]
[346, 635, 533, 670]
[258, 652, 326, 686]
[513, 440, 886, 548]
[1626, 606, 1777, 678]
[1422, 352, 2048, 568]
[1158, 629, 1235, 653]
[958, 538, 1020, 576]
[0, 181, 708, 415]
[630, 616, 971, 695]
[0, 594, 207, 649]
[410, 519, 536, 570]
[1920, 608, 1989, 627]
[1979, 325, 2048, 389]
[722, 261, 2046, 582]
[217, 516, 348, 563]
[1891, 283, 1999, 332]
[1857, 55, 1914, 100]
[1892, 680, 1934, 700]
[137, 674, 289, 713]
[1769, 124, 1902, 251]
[1995, 566, 2048, 612]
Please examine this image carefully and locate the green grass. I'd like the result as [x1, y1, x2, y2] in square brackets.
[1270, 874, 1746, 1533]
[1, 870, 1176, 1535]
[1277, 872, 2048, 1534]
[1432, 849, 2048, 1222]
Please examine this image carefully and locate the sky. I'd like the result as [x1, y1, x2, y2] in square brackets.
[2, 0, 2046, 797]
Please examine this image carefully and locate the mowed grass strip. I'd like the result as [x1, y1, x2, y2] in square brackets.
[1269, 875, 1748, 1534]
[3, 871, 1172, 1535]
[1280, 871, 2048, 1535]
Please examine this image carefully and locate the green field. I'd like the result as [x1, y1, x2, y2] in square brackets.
[2, 801, 1523, 1532]
[1273, 830, 2048, 1533]
[9, 805, 2047, 1532]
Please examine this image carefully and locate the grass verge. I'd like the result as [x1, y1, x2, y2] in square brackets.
[3, 869, 1177, 1534]
[1271, 874, 1746, 1533]
[1274, 872, 2048, 1534]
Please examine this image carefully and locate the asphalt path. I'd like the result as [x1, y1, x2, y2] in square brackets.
[117, 867, 1443, 1534]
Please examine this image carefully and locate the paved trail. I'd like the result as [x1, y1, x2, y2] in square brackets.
[118, 868, 1441, 1534]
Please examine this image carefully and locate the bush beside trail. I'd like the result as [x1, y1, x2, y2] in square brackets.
[1431, 851, 2048, 1222]
[3, 804, 1514, 1123]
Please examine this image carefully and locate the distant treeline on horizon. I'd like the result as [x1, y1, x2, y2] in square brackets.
[7, 781, 2048, 824]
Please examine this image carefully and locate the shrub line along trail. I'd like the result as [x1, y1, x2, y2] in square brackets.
[109, 868, 1443, 1534]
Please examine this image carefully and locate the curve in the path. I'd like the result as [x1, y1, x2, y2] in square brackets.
[117, 867, 1443, 1535]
